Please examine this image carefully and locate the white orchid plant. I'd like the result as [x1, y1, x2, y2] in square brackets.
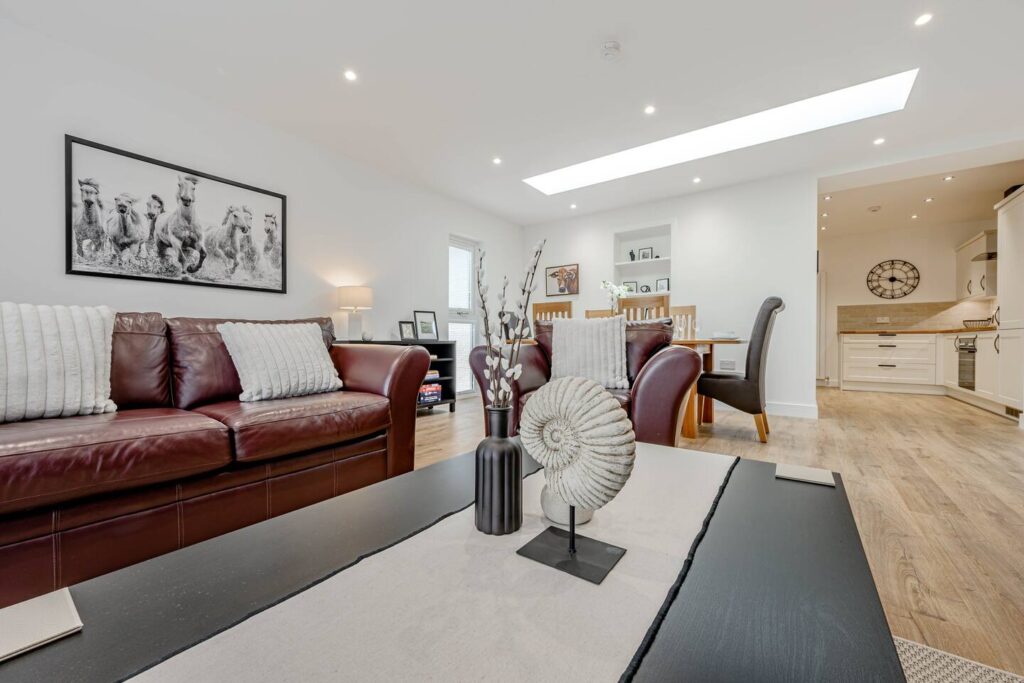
[476, 240, 546, 409]
[601, 280, 630, 312]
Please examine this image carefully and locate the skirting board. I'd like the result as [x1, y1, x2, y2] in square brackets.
[713, 400, 819, 420]
[841, 381, 946, 396]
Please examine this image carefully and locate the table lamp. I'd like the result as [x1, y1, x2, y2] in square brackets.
[337, 286, 373, 340]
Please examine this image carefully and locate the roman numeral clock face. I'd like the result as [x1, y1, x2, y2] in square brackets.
[867, 259, 920, 299]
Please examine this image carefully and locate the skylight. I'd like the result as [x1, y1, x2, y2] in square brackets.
[523, 69, 919, 195]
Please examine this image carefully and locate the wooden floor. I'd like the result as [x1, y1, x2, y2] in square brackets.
[414, 389, 1024, 675]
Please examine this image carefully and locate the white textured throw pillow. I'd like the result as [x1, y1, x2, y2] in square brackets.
[550, 316, 629, 389]
[217, 322, 342, 402]
[0, 302, 117, 423]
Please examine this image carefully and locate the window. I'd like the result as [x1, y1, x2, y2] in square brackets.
[448, 237, 478, 393]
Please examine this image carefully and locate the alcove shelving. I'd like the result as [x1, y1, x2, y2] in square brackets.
[612, 223, 672, 296]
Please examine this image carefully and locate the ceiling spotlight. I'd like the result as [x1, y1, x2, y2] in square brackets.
[692, 176, 702, 184]
[943, 175, 955, 182]
[915, 13, 933, 26]
[924, 197, 934, 203]
[911, 214, 919, 219]
[821, 212, 829, 217]
[873, 137, 886, 145]
[569, 203, 577, 210]
[343, 69, 358, 82]
[644, 105, 656, 115]
[492, 157, 502, 165]
[824, 195, 832, 201]
[820, 226, 827, 231]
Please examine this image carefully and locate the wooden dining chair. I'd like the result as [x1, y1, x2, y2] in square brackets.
[619, 294, 670, 321]
[533, 301, 573, 322]
[670, 305, 697, 339]
[585, 309, 614, 319]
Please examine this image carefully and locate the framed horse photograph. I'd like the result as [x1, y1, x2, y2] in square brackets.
[65, 135, 286, 293]
[545, 263, 579, 297]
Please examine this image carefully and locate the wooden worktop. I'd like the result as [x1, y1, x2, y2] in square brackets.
[839, 327, 997, 335]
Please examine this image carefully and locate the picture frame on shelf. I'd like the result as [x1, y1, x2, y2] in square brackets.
[656, 277, 670, 292]
[413, 310, 439, 340]
[544, 263, 579, 296]
[638, 247, 653, 260]
[398, 320, 417, 341]
[622, 281, 637, 293]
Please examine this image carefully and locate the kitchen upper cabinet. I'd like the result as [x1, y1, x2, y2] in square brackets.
[996, 329, 1023, 410]
[996, 189, 1024, 329]
[975, 332, 998, 400]
[955, 231, 997, 301]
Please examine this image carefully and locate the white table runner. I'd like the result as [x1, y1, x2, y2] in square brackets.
[133, 445, 737, 682]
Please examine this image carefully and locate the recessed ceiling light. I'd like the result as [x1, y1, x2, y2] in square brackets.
[821, 212, 829, 217]
[943, 175, 955, 181]
[924, 197, 934, 203]
[692, 176, 702, 184]
[915, 13, 933, 26]
[343, 69, 358, 82]
[492, 157, 502, 165]
[820, 226, 827, 231]
[824, 195, 832, 201]
[873, 137, 886, 145]
[911, 214, 919, 219]
[569, 204, 577, 210]
[523, 68, 920, 194]
[644, 105, 657, 115]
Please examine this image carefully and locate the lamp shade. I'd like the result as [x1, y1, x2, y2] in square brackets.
[337, 286, 373, 311]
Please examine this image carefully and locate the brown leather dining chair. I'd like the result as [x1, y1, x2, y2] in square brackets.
[696, 297, 784, 443]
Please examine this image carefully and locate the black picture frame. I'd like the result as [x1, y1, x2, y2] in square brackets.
[65, 135, 287, 293]
[656, 277, 670, 292]
[622, 281, 638, 293]
[398, 321, 417, 341]
[638, 247, 654, 260]
[413, 310, 439, 340]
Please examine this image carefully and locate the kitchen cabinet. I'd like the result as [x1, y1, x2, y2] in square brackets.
[996, 328, 1023, 410]
[996, 189, 1024, 329]
[975, 332, 998, 400]
[942, 334, 958, 388]
[955, 231, 997, 301]
[841, 334, 937, 387]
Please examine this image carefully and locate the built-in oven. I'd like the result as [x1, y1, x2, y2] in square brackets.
[956, 335, 977, 391]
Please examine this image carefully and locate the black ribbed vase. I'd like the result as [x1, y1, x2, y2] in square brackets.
[475, 407, 523, 535]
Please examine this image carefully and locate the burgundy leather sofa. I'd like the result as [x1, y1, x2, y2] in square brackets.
[0, 313, 428, 608]
[469, 319, 701, 446]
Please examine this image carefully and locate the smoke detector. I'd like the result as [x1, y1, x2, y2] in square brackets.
[601, 41, 622, 61]
[868, 205, 882, 213]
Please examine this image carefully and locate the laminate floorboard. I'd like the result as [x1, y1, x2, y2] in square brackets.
[414, 388, 1024, 675]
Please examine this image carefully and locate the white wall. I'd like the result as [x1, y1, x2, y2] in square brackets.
[0, 18, 524, 339]
[524, 173, 819, 418]
[818, 220, 994, 383]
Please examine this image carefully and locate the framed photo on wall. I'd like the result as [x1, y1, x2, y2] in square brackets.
[638, 247, 654, 260]
[622, 281, 637, 293]
[399, 321, 417, 340]
[545, 263, 579, 296]
[413, 311, 439, 340]
[66, 135, 286, 293]
[656, 278, 670, 292]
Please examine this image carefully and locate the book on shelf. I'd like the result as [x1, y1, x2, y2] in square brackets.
[425, 370, 441, 379]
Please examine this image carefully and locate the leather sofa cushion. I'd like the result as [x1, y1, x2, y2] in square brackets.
[110, 312, 171, 408]
[534, 319, 672, 384]
[194, 391, 390, 463]
[519, 387, 631, 418]
[0, 409, 231, 515]
[166, 316, 336, 410]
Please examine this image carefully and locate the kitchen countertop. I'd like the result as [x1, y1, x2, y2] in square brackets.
[839, 327, 997, 335]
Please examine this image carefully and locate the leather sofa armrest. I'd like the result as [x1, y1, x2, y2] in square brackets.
[330, 344, 430, 477]
[469, 344, 550, 436]
[630, 345, 702, 446]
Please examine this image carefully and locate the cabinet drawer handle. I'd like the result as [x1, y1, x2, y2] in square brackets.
[877, 333, 897, 337]
[967, 279, 973, 295]
[995, 334, 1000, 354]
[878, 344, 897, 348]
[994, 306, 1001, 325]
[980, 274, 986, 291]
[953, 336, 959, 350]
[878, 364, 897, 368]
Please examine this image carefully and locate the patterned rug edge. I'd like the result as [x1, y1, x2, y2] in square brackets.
[895, 636, 1024, 683]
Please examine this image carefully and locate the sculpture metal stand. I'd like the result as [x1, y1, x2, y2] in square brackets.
[516, 505, 626, 584]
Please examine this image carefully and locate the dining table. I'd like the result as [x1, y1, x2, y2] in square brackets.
[672, 338, 746, 439]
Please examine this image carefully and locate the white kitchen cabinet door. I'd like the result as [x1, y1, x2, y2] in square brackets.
[996, 329, 1023, 409]
[956, 238, 977, 301]
[996, 191, 1024, 329]
[942, 334, 959, 388]
[975, 332, 998, 400]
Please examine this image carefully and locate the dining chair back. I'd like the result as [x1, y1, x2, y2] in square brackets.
[619, 294, 669, 321]
[585, 309, 614, 319]
[669, 305, 697, 339]
[533, 301, 573, 322]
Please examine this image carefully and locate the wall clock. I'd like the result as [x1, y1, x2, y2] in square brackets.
[866, 259, 920, 299]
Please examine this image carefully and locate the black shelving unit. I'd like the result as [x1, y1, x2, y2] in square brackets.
[333, 339, 457, 414]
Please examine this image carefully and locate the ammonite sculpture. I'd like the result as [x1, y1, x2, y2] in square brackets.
[520, 376, 636, 510]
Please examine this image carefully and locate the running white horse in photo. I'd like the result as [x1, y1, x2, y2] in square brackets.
[207, 205, 252, 276]
[105, 193, 148, 263]
[72, 178, 106, 258]
[155, 175, 206, 276]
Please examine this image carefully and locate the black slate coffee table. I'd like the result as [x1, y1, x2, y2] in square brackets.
[0, 448, 904, 682]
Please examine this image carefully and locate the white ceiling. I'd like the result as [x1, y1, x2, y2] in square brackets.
[817, 158, 1024, 237]
[3, 0, 1024, 225]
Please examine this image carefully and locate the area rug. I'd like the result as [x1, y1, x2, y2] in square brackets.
[131, 447, 737, 681]
[896, 637, 1024, 683]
